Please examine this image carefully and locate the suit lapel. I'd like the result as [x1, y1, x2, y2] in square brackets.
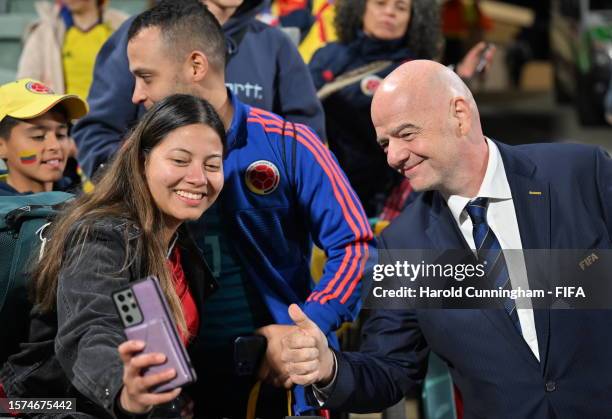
[480, 308, 541, 367]
[424, 191, 541, 367]
[424, 192, 468, 250]
[497, 142, 552, 370]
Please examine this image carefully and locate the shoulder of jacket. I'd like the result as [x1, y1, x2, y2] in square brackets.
[69, 217, 141, 244]
[246, 112, 287, 139]
[310, 42, 347, 67]
[103, 8, 130, 30]
[237, 20, 290, 50]
[316, 42, 346, 56]
[245, 18, 269, 31]
[24, 2, 58, 37]
[34, 1, 57, 20]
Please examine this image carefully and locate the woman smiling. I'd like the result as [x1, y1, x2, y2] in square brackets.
[1, 94, 226, 417]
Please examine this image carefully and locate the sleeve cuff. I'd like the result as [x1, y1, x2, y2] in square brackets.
[311, 350, 338, 405]
[113, 392, 151, 419]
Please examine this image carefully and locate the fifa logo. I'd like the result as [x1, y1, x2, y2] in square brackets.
[579, 253, 599, 271]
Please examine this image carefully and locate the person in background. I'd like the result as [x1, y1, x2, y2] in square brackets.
[309, 0, 494, 218]
[17, 0, 128, 99]
[72, 0, 324, 181]
[17, 0, 127, 193]
[1, 94, 225, 417]
[441, 0, 493, 65]
[0, 79, 87, 196]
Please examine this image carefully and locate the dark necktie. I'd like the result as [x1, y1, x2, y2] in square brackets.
[466, 197, 522, 334]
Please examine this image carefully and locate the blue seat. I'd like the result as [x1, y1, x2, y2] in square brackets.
[422, 353, 457, 419]
[0, 67, 16, 84]
[110, 0, 147, 15]
[7, 0, 38, 14]
[0, 14, 35, 73]
[9, 0, 147, 15]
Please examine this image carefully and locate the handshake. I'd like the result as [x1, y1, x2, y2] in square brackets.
[277, 304, 336, 388]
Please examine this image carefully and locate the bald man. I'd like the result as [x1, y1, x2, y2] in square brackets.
[279, 60, 612, 417]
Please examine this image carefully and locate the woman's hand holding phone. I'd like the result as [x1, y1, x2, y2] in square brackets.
[117, 339, 182, 414]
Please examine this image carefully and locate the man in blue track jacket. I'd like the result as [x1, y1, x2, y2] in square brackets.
[125, 2, 373, 416]
[72, 0, 325, 180]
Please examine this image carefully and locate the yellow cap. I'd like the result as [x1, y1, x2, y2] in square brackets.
[0, 79, 88, 123]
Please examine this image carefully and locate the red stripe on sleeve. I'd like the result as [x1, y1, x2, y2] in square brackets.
[248, 110, 372, 304]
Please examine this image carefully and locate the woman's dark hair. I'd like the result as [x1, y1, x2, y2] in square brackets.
[34, 94, 226, 337]
[334, 0, 442, 59]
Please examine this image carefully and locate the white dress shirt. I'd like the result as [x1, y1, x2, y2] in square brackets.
[444, 138, 540, 361]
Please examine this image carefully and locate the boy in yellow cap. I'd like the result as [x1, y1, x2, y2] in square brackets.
[0, 79, 88, 196]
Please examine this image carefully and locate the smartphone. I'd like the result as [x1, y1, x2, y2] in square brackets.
[234, 335, 267, 376]
[475, 43, 493, 74]
[112, 276, 197, 393]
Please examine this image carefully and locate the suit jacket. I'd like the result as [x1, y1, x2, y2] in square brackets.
[325, 141, 612, 418]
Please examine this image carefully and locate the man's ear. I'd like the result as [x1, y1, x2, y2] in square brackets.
[451, 96, 472, 137]
[187, 50, 209, 82]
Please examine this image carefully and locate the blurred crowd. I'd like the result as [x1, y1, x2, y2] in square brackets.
[1, 0, 499, 207]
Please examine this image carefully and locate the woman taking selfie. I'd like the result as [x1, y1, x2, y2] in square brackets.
[1, 94, 225, 417]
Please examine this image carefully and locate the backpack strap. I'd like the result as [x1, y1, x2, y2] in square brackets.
[316, 60, 393, 100]
[5, 204, 61, 231]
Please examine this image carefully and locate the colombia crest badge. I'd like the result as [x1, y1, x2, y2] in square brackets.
[245, 160, 280, 195]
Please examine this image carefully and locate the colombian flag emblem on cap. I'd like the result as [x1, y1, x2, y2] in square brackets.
[25, 81, 54, 94]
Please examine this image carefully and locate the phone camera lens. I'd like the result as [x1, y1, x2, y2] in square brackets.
[122, 304, 129, 312]
[126, 291, 132, 298]
[131, 303, 137, 309]
[126, 315, 133, 323]
[118, 294, 125, 302]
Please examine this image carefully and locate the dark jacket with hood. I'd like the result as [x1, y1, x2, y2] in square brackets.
[73, 0, 324, 178]
[0, 181, 23, 196]
[309, 34, 413, 216]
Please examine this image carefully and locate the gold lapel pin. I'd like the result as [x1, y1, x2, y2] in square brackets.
[529, 191, 542, 195]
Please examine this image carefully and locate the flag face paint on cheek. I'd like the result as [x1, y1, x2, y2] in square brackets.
[19, 151, 38, 165]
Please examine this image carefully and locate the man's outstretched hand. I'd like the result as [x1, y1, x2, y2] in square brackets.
[281, 304, 335, 387]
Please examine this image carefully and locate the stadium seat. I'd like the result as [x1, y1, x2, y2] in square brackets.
[422, 354, 458, 419]
[111, 0, 147, 15]
[0, 14, 35, 73]
[0, 67, 16, 84]
[7, 0, 38, 14]
[9, 0, 147, 15]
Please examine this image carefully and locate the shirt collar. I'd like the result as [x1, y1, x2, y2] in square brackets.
[445, 138, 512, 224]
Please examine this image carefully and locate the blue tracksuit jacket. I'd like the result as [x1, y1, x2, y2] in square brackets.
[223, 92, 375, 413]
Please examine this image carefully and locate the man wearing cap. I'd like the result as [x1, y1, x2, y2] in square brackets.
[0, 79, 88, 196]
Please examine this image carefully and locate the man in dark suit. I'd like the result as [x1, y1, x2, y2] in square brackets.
[278, 60, 612, 418]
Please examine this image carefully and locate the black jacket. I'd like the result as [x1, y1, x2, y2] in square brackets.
[1, 218, 217, 418]
[309, 33, 414, 216]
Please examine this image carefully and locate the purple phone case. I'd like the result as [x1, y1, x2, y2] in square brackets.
[112, 276, 197, 393]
